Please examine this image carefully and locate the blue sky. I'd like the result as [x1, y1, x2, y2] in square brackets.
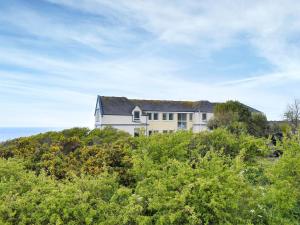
[1, 0, 300, 127]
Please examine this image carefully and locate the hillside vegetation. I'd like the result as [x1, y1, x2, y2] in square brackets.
[0, 127, 300, 224]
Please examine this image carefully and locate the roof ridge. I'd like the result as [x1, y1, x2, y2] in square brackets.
[100, 96, 213, 103]
[131, 99, 197, 102]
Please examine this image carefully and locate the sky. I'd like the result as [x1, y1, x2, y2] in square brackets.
[1, 0, 300, 128]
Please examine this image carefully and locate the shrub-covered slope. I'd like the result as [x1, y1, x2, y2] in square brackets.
[0, 127, 299, 224]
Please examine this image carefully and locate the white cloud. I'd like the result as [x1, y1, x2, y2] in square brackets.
[45, 0, 300, 77]
[1, 0, 300, 126]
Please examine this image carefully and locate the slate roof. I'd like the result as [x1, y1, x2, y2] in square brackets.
[241, 104, 261, 113]
[97, 96, 260, 115]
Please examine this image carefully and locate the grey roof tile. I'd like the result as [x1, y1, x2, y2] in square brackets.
[98, 96, 260, 115]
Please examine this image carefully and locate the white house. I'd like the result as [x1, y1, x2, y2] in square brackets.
[94, 96, 259, 136]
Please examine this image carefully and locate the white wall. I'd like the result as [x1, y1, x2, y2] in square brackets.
[99, 124, 146, 136]
[96, 114, 147, 136]
[101, 114, 147, 125]
[192, 112, 213, 133]
[95, 111, 214, 136]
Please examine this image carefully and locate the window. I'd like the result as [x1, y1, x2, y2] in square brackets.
[148, 130, 153, 136]
[148, 113, 152, 120]
[163, 113, 167, 120]
[163, 130, 168, 133]
[134, 111, 140, 120]
[169, 130, 174, 133]
[134, 128, 140, 137]
[189, 113, 193, 121]
[154, 113, 159, 120]
[169, 113, 174, 120]
[178, 113, 187, 129]
[153, 130, 159, 133]
[202, 113, 207, 121]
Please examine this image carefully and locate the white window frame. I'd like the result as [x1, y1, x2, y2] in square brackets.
[133, 111, 140, 121]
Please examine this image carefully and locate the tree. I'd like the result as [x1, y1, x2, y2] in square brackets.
[248, 113, 269, 137]
[214, 101, 252, 124]
[284, 99, 300, 134]
[208, 101, 268, 137]
[208, 101, 251, 132]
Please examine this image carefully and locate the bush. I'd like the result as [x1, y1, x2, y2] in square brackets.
[0, 127, 300, 224]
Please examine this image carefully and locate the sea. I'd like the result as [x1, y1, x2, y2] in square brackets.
[0, 127, 65, 142]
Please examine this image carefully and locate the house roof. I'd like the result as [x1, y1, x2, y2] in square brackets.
[240, 103, 261, 113]
[97, 96, 260, 115]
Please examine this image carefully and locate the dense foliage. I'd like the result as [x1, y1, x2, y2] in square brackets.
[0, 127, 300, 224]
[208, 101, 269, 137]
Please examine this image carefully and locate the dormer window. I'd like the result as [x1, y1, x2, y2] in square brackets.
[134, 111, 140, 121]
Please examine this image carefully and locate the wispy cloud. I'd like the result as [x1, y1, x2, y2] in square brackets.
[45, 0, 300, 78]
[1, 0, 300, 126]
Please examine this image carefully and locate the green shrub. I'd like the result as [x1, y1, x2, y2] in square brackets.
[0, 127, 300, 224]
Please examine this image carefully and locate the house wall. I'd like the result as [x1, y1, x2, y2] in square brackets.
[98, 124, 146, 136]
[147, 112, 177, 132]
[101, 115, 147, 124]
[147, 112, 194, 133]
[95, 111, 214, 136]
[95, 114, 147, 136]
[192, 112, 214, 132]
